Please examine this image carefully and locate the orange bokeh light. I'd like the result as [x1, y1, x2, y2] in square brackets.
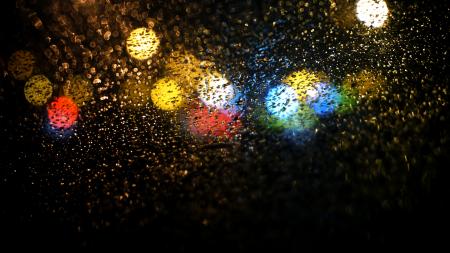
[47, 96, 79, 129]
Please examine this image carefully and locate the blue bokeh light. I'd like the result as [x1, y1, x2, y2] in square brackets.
[43, 119, 75, 139]
[265, 84, 300, 120]
[306, 82, 341, 117]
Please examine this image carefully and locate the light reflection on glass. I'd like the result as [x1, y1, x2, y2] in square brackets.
[197, 71, 235, 110]
[306, 82, 341, 117]
[186, 104, 241, 140]
[126, 27, 160, 60]
[265, 84, 300, 120]
[356, 0, 389, 28]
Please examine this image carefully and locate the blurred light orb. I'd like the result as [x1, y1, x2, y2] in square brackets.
[8, 50, 35, 81]
[126, 27, 160, 60]
[337, 87, 357, 114]
[24, 75, 53, 106]
[356, 0, 389, 28]
[197, 71, 235, 110]
[306, 82, 341, 117]
[165, 50, 210, 93]
[330, 0, 359, 29]
[119, 77, 152, 108]
[257, 103, 318, 133]
[343, 69, 385, 96]
[63, 75, 93, 106]
[282, 70, 327, 101]
[187, 106, 240, 139]
[151, 78, 184, 111]
[47, 96, 79, 129]
[266, 84, 300, 120]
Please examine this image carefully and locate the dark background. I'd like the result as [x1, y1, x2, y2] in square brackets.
[0, 0, 449, 251]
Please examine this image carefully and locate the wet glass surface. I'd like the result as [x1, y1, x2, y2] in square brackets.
[0, 0, 449, 250]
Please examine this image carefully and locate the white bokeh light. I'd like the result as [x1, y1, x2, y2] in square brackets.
[266, 84, 300, 120]
[197, 72, 235, 110]
[356, 0, 389, 28]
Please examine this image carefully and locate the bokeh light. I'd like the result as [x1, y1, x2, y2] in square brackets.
[342, 69, 385, 97]
[126, 27, 160, 60]
[63, 75, 94, 107]
[151, 78, 184, 111]
[257, 101, 318, 134]
[336, 87, 358, 114]
[356, 0, 389, 28]
[330, 0, 359, 29]
[282, 70, 328, 101]
[7, 50, 35, 81]
[306, 82, 342, 117]
[197, 71, 235, 110]
[47, 96, 79, 129]
[24, 75, 53, 106]
[265, 84, 300, 120]
[165, 50, 211, 93]
[119, 77, 152, 108]
[186, 105, 241, 139]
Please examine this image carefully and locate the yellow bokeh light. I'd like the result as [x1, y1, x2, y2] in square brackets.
[8, 50, 35, 81]
[63, 75, 94, 106]
[165, 50, 213, 93]
[151, 78, 184, 111]
[356, 0, 389, 28]
[342, 69, 385, 96]
[126, 27, 160, 60]
[282, 70, 328, 101]
[119, 77, 152, 108]
[24, 75, 53, 106]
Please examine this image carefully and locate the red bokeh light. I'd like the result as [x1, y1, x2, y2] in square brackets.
[187, 105, 241, 139]
[47, 96, 79, 129]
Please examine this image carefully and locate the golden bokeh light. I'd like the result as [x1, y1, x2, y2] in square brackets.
[63, 75, 94, 107]
[151, 78, 184, 111]
[165, 50, 213, 93]
[356, 0, 389, 28]
[126, 27, 160, 60]
[119, 77, 152, 108]
[24, 75, 53, 106]
[8, 50, 35, 81]
[342, 69, 385, 96]
[282, 69, 328, 101]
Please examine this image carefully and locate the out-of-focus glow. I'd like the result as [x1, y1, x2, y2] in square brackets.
[186, 105, 241, 139]
[24, 75, 53, 106]
[165, 50, 212, 93]
[336, 87, 357, 114]
[356, 0, 389, 28]
[197, 71, 235, 110]
[265, 84, 300, 120]
[342, 69, 385, 96]
[119, 77, 152, 108]
[75, 0, 96, 4]
[126, 27, 160, 60]
[8, 50, 35, 81]
[63, 75, 93, 106]
[47, 96, 79, 129]
[151, 78, 184, 111]
[282, 70, 327, 101]
[330, 0, 358, 29]
[258, 103, 318, 133]
[306, 82, 341, 117]
[44, 120, 75, 138]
